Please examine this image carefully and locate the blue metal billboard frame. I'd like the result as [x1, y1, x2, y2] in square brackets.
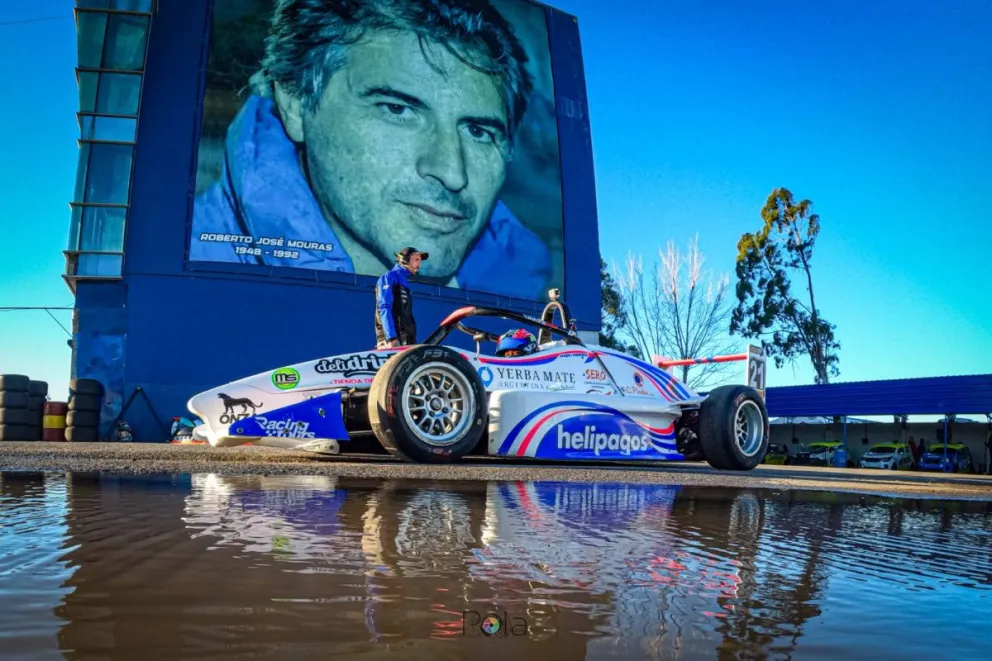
[70, 0, 605, 442]
[765, 374, 992, 417]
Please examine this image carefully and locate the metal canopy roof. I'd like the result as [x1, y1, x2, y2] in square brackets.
[764, 374, 992, 417]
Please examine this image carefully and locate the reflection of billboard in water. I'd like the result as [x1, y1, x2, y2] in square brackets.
[189, 0, 565, 302]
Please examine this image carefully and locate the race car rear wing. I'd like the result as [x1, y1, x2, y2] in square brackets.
[652, 345, 767, 398]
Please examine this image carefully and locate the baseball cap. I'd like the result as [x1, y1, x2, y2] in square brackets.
[396, 246, 429, 262]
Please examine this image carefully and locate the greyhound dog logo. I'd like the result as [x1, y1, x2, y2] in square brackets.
[217, 392, 263, 416]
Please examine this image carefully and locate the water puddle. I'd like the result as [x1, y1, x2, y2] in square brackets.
[1, 471, 990, 659]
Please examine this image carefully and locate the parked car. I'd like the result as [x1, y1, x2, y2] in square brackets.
[763, 443, 790, 465]
[918, 443, 974, 473]
[858, 442, 915, 470]
[791, 441, 842, 467]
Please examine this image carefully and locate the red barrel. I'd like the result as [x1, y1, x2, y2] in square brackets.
[43, 401, 68, 442]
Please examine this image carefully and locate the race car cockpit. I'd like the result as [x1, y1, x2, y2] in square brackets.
[422, 288, 582, 357]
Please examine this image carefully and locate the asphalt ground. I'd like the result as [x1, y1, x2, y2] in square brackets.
[2, 441, 991, 501]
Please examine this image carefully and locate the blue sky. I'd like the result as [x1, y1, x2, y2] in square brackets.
[0, 0, 990, 408]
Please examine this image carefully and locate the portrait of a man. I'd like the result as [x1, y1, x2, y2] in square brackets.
[189, 0, 565, 301]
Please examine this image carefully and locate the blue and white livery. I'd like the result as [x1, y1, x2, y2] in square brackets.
[187, 293, 771, 471]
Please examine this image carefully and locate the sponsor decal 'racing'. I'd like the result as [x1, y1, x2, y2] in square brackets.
[255, 416, 315, 439]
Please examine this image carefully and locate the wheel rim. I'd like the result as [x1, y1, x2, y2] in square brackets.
[734, 400, 765, 457]
[401, 362, 475, 447]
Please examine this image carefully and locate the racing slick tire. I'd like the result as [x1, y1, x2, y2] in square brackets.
[697, 385, 769, 471]
[368, 345, 488, 463]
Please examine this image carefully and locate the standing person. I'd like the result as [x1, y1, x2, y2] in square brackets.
[985, 429, 991, 475]
[375, 247, 427, 348]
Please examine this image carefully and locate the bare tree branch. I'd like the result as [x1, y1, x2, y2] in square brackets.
[612, 236, 741, 390]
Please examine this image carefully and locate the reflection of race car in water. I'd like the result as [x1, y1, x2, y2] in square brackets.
[181, 474, 348, 556]
[858, 442, 915, 470]
[918, 443, 974, 473]
[790, 441, 843, 466]
[477, 480, 744, 641]
[179, 475, 745, 649]
[188, 292, 770, 470]
[763, 443, 789, 465]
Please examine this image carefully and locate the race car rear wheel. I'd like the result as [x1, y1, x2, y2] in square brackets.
[697, 385, 769, 471]
[368, 345, 488, 463]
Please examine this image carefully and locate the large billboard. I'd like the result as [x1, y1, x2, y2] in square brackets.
[189, 0, 565, 302]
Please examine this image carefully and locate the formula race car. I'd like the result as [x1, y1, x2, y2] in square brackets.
[187, 292, 771, 470]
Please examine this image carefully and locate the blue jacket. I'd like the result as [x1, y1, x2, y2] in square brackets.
[375, 263, 414, 343]
[188, 94, 552, 300]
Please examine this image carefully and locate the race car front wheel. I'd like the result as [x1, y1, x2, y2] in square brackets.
[697, 385, 770, 471]
[368, 345, 488, 463]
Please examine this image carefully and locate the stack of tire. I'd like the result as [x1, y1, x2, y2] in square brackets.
[66, 378, 104, 443]
[0, 374, 49, 442]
